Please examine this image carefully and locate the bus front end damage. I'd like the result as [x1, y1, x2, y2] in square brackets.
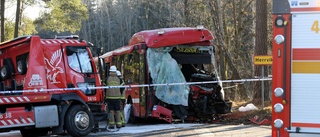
[147, 46, 232, 121]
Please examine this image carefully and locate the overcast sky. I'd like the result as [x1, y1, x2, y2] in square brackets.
[5, 1, 44, 20]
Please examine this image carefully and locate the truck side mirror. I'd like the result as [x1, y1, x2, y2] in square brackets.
[95, 47, 103, 56]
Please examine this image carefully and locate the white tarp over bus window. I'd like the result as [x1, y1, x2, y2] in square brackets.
[147, 47, 189, 106]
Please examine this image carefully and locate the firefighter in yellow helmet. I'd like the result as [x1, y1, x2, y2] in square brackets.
[105, 65, 122, 129]
[116, 70, 126, 127]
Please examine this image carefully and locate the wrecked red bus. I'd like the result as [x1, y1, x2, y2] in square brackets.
[97, 26, 232, 123]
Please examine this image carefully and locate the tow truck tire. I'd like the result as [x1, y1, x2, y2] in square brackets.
[0, 65, 11, 80]
[20, 128, 48, 137]
[17, 60, 27, 75]
[65, 104, 94, 137]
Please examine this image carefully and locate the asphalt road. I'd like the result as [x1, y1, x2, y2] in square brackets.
[97, 124, 271, 137]
[0, 123, 271, 137]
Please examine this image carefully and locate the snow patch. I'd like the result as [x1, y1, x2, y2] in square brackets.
[238, 103, 258, 112]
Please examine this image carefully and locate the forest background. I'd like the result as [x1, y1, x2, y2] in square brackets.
[0, 0, 272, 103]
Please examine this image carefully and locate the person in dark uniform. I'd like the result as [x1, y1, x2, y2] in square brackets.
[105, 66, 122, 129]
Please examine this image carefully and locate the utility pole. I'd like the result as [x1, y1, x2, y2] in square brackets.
[14, 0, 21, 38]
[0, 0, 5, 42]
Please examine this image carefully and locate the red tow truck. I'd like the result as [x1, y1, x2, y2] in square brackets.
[0, 35, 107, 137]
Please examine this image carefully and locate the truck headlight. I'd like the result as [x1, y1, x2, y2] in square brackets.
[274, 88, 284, 97]
[274, 119, 283, 129]
[275, 17, 285, 27]
[274, 35, 285, 44]
[276, 19, 284, 26]
[77, 82, 95, 94]
[274, 103, 284, 113]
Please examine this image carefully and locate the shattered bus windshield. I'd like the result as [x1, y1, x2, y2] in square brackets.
[147, 46, 217, 106]
[67, 46, 93, 73]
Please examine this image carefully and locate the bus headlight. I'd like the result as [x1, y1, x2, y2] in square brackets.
[274, 103, 284, 113]
[274, 88, 284, 97]
[274, 35, 285, 44]
[274, 119, 283, 129]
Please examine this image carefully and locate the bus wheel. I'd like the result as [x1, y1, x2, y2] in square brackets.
[173, 105, 188, 120]
[128, 104, 136, 123]
[65, 104, 94, 137]
[20, 128, 48, 137]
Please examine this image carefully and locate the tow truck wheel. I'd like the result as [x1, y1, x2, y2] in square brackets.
[65, 104, 94, 137]
[17, 60, 27, 75]
[20, 128, 48, 137]
[0, 65, 11, 80]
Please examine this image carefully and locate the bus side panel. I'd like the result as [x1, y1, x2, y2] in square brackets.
[126, 86, 141, 117]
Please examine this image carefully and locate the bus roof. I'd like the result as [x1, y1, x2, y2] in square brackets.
[98, 45, 134, 63]
[98, 27, 214, 62]
[128, 27, 213, 48]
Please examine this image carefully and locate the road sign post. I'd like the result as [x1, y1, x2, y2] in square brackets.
[254, 55, 272, 65]
[254, 55, 272, 109]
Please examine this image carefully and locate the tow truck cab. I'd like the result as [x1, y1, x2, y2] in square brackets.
[0, 35, 106, 137]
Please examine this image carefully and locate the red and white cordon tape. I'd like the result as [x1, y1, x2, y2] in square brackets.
[0, 118, 34, 127]
[0, 78, 272, 94]
[0, 96, 30, 103]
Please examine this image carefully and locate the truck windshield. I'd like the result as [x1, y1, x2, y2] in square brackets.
[67, 46, 93, 73]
